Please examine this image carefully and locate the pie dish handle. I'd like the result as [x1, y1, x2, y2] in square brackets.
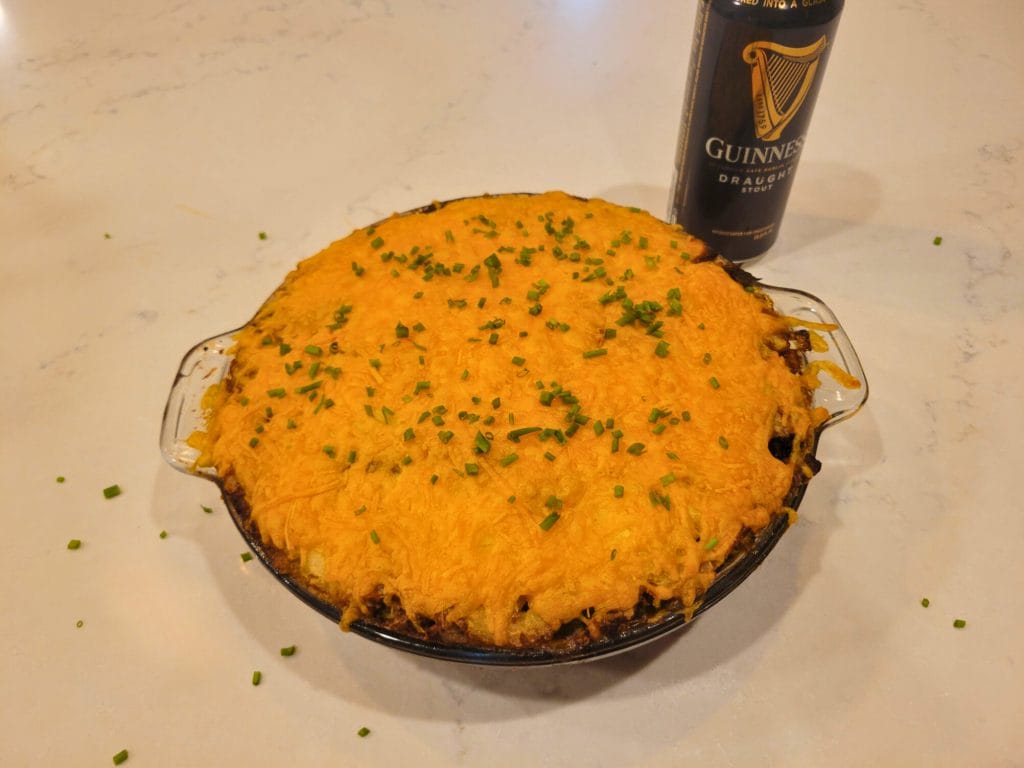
[761, 285, 869, 430]
[159, 329, 239, 476]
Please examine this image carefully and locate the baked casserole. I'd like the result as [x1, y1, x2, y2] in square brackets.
[186, 191, 835, 650]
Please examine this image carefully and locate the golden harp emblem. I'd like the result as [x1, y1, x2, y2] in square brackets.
[743, 36, 828, 142]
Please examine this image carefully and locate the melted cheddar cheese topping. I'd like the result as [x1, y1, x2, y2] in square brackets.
[191, 192, 819, 647]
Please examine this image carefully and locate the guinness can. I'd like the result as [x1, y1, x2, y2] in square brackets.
[668, 0, 844, 262]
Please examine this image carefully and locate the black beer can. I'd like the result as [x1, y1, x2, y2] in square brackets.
[668, 0, 844, 262]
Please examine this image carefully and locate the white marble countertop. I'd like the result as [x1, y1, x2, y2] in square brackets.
[3, 1, 1022, 765]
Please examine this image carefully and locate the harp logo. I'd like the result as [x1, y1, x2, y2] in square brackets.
[743, 36, 828, 141]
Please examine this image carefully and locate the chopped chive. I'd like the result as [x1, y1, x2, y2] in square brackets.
[507, 495, 516, 503]
[704, 536, 719, 551]
[473, 431, 492, 454]
[370, 529, 380, 544]
[921, 598, 930, 608]
[358, 726, 371, 738]
[543, 451, 556, 462]
[953, 618, 966, 628]
[323, 445, 336, 458]
[655, 340, 670, 358]
[653, 423, 667, 435]
[702, 352, 712, 365]
[240, 552, 253, 562]
[370, 236, 384, 249]
[460, 369, 469, 380]
[709, 377, 720, 389]
[369, 358, 381, 369]
[508, 426, 542, 441]
[718, 436, 729, 449]
[511, 356, 526, 366]
[610, 548, 617, 560]
[465, 463, 480, 475]
[267, 387, 286, 398]
[430, 474, 439, 485]
[437, 430, 455, 444]
[539, 512, 560, 531]
[347, 449, 358, 463]
[67, 539, 81, 550]
[112, 749, 129, 765]
[933, 235, 943, 246]
[201, 505, 213, 514]
[681, 411, 691, 422]
[296, 381, 322, 394]
[626, 442, 645, 455]
[582, 348, 608, 359]
[395, 322, 410, 339]
[249, 437, 260, 447]
[102, 484, 122, 499]
[56, 476, 66, 483]
[414, 380, 431, 394]
[403, 427, 415, 442]
[593, 421, 605, 436]
[252, 670, 262, 686]
[280, 645, 297, 656]
[614, 485, 624, 498]
[304, 345, 323, 357]
[660, 472, 676, 486]
[159, 530, 167, 539]
[499, 453, 519, 467]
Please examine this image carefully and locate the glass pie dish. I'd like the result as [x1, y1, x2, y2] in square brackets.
[160, 203, 867, 666]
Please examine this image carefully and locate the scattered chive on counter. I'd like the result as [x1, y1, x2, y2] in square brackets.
[252, 670, 262, 686]
[67, 539, 82, 550]
[953, 618, 967, 629]
[280, 645, 297, 656]
[102, 484, 122, 499]
[357, 727, 371, 738]
[112, 749, 129, 765]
